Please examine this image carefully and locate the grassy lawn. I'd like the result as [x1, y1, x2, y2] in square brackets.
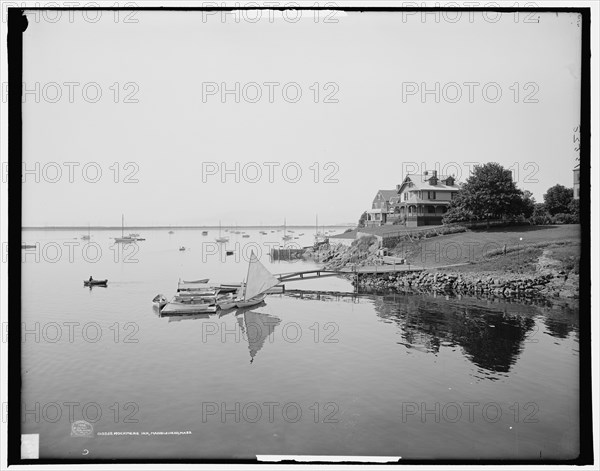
[389, 225, 580, 271]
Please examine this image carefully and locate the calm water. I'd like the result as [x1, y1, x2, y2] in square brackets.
[19, 228, 580, 460]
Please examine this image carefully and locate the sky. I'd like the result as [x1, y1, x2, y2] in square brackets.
[19, 9, 582, 227]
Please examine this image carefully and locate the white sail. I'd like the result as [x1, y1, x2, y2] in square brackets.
[244, 252, 280, 301]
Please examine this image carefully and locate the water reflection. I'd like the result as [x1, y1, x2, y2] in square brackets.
[236, 310, 282, 364]
[371, 293, 577, 373]
[156, 303, 282, 364]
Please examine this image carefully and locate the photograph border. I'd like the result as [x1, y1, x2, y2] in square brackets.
[7, 5, 593, 466]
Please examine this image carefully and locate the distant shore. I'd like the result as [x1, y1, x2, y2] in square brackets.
[22, 224, 354, 231]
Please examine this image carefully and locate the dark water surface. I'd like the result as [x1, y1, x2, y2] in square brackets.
[20, 228, 579, 460]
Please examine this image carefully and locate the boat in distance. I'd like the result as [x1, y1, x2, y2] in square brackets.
[84, 279, 108, 287]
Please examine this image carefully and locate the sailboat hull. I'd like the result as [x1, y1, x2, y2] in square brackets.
[235, 293, 267, 308]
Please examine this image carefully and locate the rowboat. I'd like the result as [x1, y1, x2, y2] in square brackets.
[202, 231, 208, 236]
[84, 279, 108, 287]
[160, 299, 218, 315]
[152, 294, 168, 308]
[179, 246, 186, 251]
[181, 278, 209, 284]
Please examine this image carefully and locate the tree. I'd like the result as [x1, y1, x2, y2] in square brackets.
[449, 163, 526, 225]
[568, 199, 580, 222]
[521, 190, 536, 219]
[543, 184, 573, 215]
[358, 211, 367, 228]
[530, 203, 551, 225]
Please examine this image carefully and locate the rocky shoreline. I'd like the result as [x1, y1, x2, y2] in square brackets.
[309, 236, 579, 300]
[352, 270, 579, 299]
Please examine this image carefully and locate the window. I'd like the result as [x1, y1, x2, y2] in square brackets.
[427, 206, 435, 214]
[428, 191, 436, 200]
[451, 192, 457, 200]
[404, 192, 408, 201]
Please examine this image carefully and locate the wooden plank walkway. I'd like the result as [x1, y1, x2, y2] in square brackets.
[276, 265, 422, 282]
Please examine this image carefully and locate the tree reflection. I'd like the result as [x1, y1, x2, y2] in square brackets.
[373, 295, 544, 373]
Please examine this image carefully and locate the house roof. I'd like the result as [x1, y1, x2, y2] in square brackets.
[374, 189, 399, 200]
[398, 174, 460, 192]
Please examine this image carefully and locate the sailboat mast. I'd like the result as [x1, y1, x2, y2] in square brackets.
[243, 254, 253, 301]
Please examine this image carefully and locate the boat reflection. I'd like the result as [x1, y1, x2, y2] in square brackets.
[236, 309, 282, 364]
[157, 302, 282, 364]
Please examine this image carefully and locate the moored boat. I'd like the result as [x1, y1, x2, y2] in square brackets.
[152, 294, 168, 309]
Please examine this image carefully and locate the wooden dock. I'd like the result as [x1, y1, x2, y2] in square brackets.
[275, 265, 422, 282]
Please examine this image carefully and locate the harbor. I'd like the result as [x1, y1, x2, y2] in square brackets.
[17, 225, 581, 460]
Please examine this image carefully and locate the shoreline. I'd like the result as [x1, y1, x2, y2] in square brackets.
[308, 225, 580, 301]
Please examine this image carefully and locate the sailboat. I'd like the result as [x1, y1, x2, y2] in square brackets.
[215, 221, 229, 243]
[234, 252, 280, 308]
[314, 214, 328, 245]
[114, 215, 135, 243]
[282, 218, 292, 242]
[81, 224, 91, 240]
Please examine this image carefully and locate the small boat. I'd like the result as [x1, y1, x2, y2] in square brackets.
[168, 230, 175, 234]
[179, 246, 186, 251]
[226, 250, 234, 256]
[282, 218, 293, 241]
[259, 231, 268, 235]
[215, 221, 229, 243]
[21, 244, 36, 249]
[161, 299, 218, 315]
[81, 224, 91, 240]
[233, 251, 280, 308]
[115, 215, 137, 243]
[181, 278, 209, 284]
[152, 294, 168, 309]
[236, 292, 267, 308]
[84, 279, 108, 287]
[242, 234, 250, 238]
[202, 231, 208, 236]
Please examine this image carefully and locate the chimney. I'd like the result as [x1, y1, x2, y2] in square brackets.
[396, 184, 401, 192]
[430, 170, 438, 186]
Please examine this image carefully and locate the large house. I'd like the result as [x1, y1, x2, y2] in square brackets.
[365, 171, 461, 227]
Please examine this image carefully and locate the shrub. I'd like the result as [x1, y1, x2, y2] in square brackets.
[552, 213, 579, 224]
